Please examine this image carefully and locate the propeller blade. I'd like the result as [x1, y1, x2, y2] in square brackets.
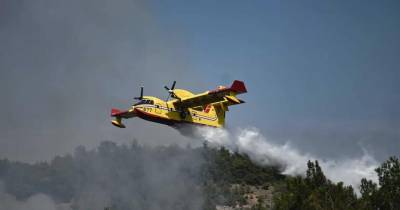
[140, 86, 143, 98]
[164, 81, 177, 103]
[171, 81, 176, 90]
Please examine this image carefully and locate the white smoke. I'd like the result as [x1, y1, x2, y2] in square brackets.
[195, 126, 378, 190]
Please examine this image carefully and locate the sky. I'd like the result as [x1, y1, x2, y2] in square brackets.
[0, 0, 399, 162]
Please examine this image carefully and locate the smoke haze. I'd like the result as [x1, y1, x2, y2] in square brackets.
[0, 181, 71, 210]
[0, 141, 205, 210]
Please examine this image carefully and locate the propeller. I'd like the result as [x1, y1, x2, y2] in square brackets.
[164, 81, 176, 102]
[134, 86, 144, 100]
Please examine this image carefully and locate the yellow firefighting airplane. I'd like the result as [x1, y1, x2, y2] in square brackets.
[111, 80, 247, 128]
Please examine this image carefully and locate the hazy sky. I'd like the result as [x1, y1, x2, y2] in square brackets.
[0, 0, 399, 161]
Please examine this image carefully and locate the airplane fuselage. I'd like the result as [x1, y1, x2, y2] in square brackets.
[111, 80, 246, 129]
[132, 96, 223, 128]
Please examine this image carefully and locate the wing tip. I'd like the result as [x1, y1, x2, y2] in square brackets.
[111, 119, 126, 128]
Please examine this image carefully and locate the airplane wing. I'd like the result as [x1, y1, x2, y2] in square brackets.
[174, 80, 247, 108]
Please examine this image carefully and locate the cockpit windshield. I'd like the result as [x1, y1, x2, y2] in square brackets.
[134, 100, 154, 106]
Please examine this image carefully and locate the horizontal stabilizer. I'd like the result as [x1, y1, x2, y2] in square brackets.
[225, 95, 241, 104]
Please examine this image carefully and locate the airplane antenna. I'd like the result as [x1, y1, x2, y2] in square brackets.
[134, 86, 144, 100]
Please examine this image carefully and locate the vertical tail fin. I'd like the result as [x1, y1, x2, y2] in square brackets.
[230, 80, 247, 94]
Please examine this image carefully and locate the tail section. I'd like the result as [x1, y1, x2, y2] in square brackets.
[230, 80, 247, 94]
[212, 80, 247, 127]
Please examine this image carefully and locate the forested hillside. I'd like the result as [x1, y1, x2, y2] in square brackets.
[0, 141, 399, 210]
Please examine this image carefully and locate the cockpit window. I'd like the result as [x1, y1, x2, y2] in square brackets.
[134, 100, 154, 106]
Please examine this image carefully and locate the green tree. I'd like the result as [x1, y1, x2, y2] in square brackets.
[376, 156, 400, 210]
[360, 156, 400, 210]
[359, 178, 378, 210]
[274, 160, 358, 210]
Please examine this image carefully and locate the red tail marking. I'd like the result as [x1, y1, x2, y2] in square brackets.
[230, 80, 247, 94]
